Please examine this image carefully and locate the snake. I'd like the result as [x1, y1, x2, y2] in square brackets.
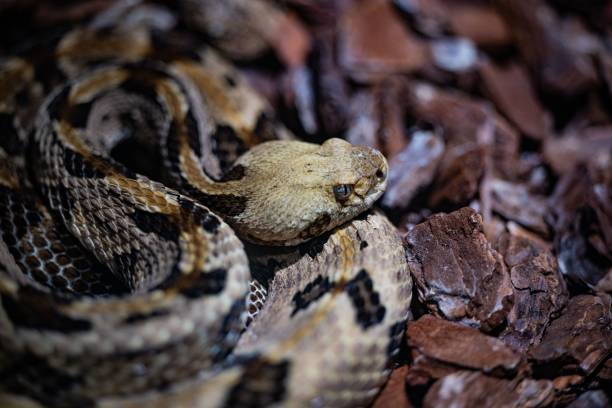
[0, 4, 412, 407]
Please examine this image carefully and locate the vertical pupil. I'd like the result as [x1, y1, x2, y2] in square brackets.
[335, 184, 351, 199]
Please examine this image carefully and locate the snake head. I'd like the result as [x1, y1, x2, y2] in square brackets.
[226, 138, 388, 245]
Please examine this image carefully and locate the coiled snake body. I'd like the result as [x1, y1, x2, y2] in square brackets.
[0, 7, 412, 408]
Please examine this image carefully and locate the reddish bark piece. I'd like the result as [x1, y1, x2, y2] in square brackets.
[408, 83, 520, 180]
[444, 2, 511, 47]
[493, 0, 597, 95]
[480, 61, 550, 140]
[549, 166, 612, 289]
[428, 145, 485, 208]
[407, 315, 521, 373]
[567, 390, 610, 408]
[398, 0, 511, 47]
[372, 365, 412, 408]
[543, 126, 612, 175]
[313, 31, 350, 137]
[489, 179, 549, 236]
[405, 207, 513, 331]
[338, 0, 428, 80]
[267, 11, 311, 68]
[383, 131, 444, 209]
[529, 294, 612, 376]
[34, 0, 117, 24]
[376, 78, 411, 159]
[346, 91, 381, 151]
[423, 372, 554, 408]
[496, 228, 569, 353]
[184, 0, 311, 65]
[346, 78, 410, 157]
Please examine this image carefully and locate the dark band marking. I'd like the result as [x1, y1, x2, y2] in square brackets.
[0, 187, 44, 241]
[201, 213, 221, 233]
[179, 267, 227, 299]
[65, 101, 93, 129]
[46, 86, 70, 121]
[130, 209, 180, 242]
[221, 164, 246, 182]
[0, 112, 22, 155]
[213, 299, 246, 364]
[346, 269, 386, 329]
[253, 112, 277, 141]
[223, 359, 290, 408]
[186, 186, 248, 217]
[1, 293, 92, 333]
[185, 110, 201, 157]
[211, 124, 238, 145]
[1, 353, 92, 408]
[63, 147, 105, 179]
[179, 199, 221, 234]
[223, 74, 237, 88]
[297, 233, 329, 259]
[291, 274, 332, 316]
[387, 320, 407, 361]
[113, 250, 143, 290]
[119, 75, 164, 110]
[123, 309, 170, 324]
[300, 213, 331, 239]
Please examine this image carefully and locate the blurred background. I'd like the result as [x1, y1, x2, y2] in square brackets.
[1, 0, 611, 406]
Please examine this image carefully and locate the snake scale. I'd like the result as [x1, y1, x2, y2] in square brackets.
[0, 2, 412, 407]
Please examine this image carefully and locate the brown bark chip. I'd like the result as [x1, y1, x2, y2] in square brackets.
[405, 207, 513, 331]
[529, 294, 612, 377]
[423, 372, 554, 408]
[496, 229, 569, 353]
[407, 315, 521, 374]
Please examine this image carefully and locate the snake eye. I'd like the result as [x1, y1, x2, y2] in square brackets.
[333, 184, 353, 202]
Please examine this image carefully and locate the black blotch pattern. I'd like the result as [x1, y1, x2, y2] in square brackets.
[0, 112, 22, 155]
[360, 240, 369, 250]
[0, 187, 43, 241]
[248, 258, 283, 290]
[221, 164, 246, 182]
[0, 353, 93, 408]
[46, 86, 70, 121]
[298, 233, 330, 259]
[179, 199, 220, 234]
[163, 119, 184, 181]
[213, 299, 246, 364]
[15, 87, 31, 106]
[223, 359, 290, 408]
[185, 111, 201, 157]
[211, 124, 238, 146]
[201, 213, 221, 233]
[130, 209, 179, 242]
[123, 309, 170, 324]
[291, 274, 333, 316]
[65, 101, 93, 129]
[119, 76, 164, 110]
[180, 267, 227, 298]
[1, 293, 91, 333]
[223, 74, 237, 88]
[111, 136, 163, 181]
[63, 147, 105, 179]
[387, 320, 407, 361]
[113, 250, 143, 290]
[300, 213, 331, 239]
[346, 269, 386, 329]
[186, 186, 248, 217]
[253, 112, 277, 141]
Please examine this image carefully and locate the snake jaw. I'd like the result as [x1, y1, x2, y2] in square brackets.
[355, 147, 389, 209]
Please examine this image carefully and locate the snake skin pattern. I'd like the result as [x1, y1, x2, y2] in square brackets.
[0, 3, 412, 407]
